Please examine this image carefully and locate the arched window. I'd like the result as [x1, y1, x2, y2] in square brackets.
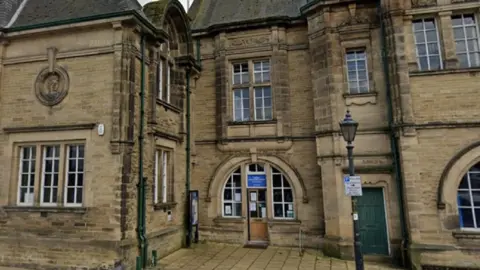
[271, 167, 294, 219]
[223, 167, 242, 217]
[458, 162, 480, 229]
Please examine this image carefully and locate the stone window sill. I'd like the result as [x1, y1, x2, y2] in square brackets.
[2, 206, 87, 214]
[268, 219, 301, 225]
[410, 67, 480, 77]
[228, 119, 277, 126]
[156, 99, 182, 114]
[153, 202, 177, 212]
[343, 91, 378, 106]
[213, 217, 245, 223]
[452, 229, 480, 240]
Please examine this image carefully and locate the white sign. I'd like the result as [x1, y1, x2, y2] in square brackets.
[234, 193, 241, 202]
[249, 202, 256, 211]
[225, 205, 232, 215]
[344, 175, 363, 196]
[353, 213, 358, 220]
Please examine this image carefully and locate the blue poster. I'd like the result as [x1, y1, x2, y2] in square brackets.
[247, 174, 267, 188]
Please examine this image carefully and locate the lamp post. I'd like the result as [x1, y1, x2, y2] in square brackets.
[339, 110, 364, 270]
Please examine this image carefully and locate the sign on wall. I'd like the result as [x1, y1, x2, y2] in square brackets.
[344, 175, 363, 196]
[247, 174, 267, 188]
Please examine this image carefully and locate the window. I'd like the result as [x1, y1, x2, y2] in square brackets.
[157, 59, 163, 99]
[16, 143, 85, 207]
[412, 18, 443, 71]
[17, 146, 36, 205]
[452, 14, 480, 68]
[64, 144, 85, 206]
[345, 50, 369, 94]
[223, 168, 242, 217]
[272, 167, 294, 219]
[232, 60, 272, 122]
[458, 162, 480, 229]
[154, 149, 174, 204]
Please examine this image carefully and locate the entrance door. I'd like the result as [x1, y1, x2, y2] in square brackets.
[357, 188, 389, 255]
[247, 189, 268, 242]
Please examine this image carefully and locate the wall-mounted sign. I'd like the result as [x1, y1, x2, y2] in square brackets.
[247, 174, 267, 188]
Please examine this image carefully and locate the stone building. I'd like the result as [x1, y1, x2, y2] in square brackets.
[0, 0, 198, 269]
[189, 0, 480, 269]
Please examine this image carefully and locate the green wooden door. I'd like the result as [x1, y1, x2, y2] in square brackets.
[357, 188, 389, 255]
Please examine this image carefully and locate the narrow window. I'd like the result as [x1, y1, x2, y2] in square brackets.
[17, 146, 36, 205]
[157, 59, 163, 100]
[458, 162, 480, 229]
[345, 50, 369, 94]
[41, 145, 60, 205]
[233, 88, 250, 121]
[412, 18, 443, 70]
[272, 167, 294, 219]
[452, 14, 480, 68]
[166, 63, 171, 103]
[222, 168, 242, 217]
[65, 144, 85, 206]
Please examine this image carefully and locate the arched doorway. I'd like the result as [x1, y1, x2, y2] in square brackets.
[221, 162, 296, 244]
[457, 161, 480, 229]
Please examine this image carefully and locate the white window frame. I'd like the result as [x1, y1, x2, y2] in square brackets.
[345, 49, 370, 94]
[64, 144, 85, 207]
[458, 167, 480, 230]
[271, 167, 295, 220]
[157, 59, 163, 100]
[412, 18, 443, 71]
[17, 146, 36, 206]
[452, 13, 480, 68]
[222, 168, 242, 218]
[232, 88, 250, 122]
[253, 86, 272, 121]
[40, 145, 60, 207]
[231, 60, 272, 122]
[154, 149, 171, 204]
[166, 63, 171, 103]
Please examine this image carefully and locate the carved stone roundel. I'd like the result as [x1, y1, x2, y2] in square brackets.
[35, 67, 70, 106]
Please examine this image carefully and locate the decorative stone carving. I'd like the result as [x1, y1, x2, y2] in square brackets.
[337, 4, 374, 28]
[228, 36, 270, 48]
[34, 47, 69, 106]
[411, 0, 437, 7]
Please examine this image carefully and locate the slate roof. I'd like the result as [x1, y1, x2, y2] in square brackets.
[0, 0, 147, 29]
[189, 0, 308, 32]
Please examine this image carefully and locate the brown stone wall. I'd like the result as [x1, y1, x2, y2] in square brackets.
[0, 25, 123, 269]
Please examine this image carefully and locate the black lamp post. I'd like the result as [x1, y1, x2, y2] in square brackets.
[339, 110, 364, 270]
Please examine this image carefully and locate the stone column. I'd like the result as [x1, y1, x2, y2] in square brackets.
[438, 11, 458, 69]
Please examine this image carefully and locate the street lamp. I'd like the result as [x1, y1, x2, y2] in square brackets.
[339, 110, 364, 270]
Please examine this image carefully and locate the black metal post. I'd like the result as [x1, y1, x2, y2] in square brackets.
[347, 142, 364, 270]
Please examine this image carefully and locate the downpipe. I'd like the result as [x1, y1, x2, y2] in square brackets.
[185, 67, 192, 247]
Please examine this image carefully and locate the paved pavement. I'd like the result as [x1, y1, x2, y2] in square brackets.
[157, 243, 404, 270]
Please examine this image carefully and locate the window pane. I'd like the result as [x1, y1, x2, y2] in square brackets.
[67, 188, 75, 203]
[273, 189, 282, 202]
[414, 32, 425, 43]
[232, 174, 241, 187]
[467, 40, 479, 52]
[43, 188, 50, 203]
[458, 54, 468, 68]
[459, 208, 474, 228]
[418, 56, 428, 70]
[77, 173, 84, 187]
[425, 30, 437, 42]
[44, 174, 51, 186]
[424, 19, 435, 30]
[427, 43, 439, 54]
[255, 108, 263, 120]
[470, 53, 480, 67]
[76, 188, 83, 204]
[459, 175, 469, 189]
[234, 203, 242, 216]
[417, 44, 427, 55]
[458, 191, 472, 206]
[273, 174, 282, 187]
[453, 28, 465, 39]
[69, 159, 76, 172]
[472, 191, 480, 207]
[233, 74, 240, 85]
[470, 173, 480, 189]
[283, 178, 291, 188]
[264, 108, 272, 120]
[466, 26, 477, 39]
[463, 15, 475, 25]
[456, 41, 466, 52]
[274, 204, 283, 217]
[68, 174, 76, 186]
[284, 189, 293, 202]
[224, 188, 232, 200]
[224, 203, 232, 216]
[348, 71, 357, 80]
[452, 15, 463, 26]
[241, 74, 249, 84]
[429, 56, 441, 70]
[262, 72, 270, 82]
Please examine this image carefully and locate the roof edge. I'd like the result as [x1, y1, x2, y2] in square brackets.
[192, 16, 306, 36]
[4, 10, 167, 41]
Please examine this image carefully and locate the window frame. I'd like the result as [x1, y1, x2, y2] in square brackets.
[345, 48, 370, 94]
[231, 59, 273, 122]
[222, 168, 243, 218]
[271, 167, 295, 220]
[63, 144, 85, 207]
[451, 13, 480, 68]
[458, 166, 480, 230]
[412, 17, 444, 71]
[15, 141, 86, 208]
[154, 148, 174, 205]
[16, 145, 36, 206]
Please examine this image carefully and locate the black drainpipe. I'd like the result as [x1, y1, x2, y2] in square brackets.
[377, 1, 410, 268]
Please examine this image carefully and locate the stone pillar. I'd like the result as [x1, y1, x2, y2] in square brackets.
[438, 11, 458, 69]
[214, 32, 228, 140]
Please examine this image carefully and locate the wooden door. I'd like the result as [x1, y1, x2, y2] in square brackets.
[357, 188, 389, 255]
[248, 189, 268, 241]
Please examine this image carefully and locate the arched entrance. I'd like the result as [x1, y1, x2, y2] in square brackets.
[221, 162, 296, 245]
